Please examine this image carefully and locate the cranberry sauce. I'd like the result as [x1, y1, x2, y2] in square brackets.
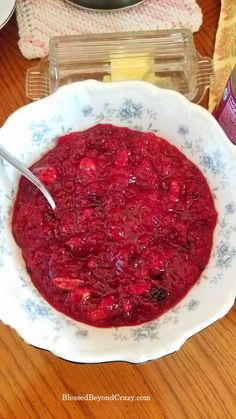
[12, 124, 218, 327]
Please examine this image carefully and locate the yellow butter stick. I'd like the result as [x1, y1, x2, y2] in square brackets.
[103, 53, 156, 83]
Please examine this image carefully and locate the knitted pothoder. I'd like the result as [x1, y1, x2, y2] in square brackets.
[16, 0, 202, 59]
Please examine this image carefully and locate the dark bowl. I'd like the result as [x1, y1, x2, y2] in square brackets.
[65, 0, 145, 11]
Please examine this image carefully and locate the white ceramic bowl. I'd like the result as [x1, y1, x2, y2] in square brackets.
[0, 80, 236, 363]
[0, 0, 16, 30]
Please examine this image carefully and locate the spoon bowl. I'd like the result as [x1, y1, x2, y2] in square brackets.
[0, 144, 56, 210]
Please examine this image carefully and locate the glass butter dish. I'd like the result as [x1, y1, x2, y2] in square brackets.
[26, 29, 214, 104]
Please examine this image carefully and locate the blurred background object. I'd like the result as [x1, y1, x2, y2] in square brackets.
[0, 0, 16, 30]
[65, 0, 145, 10]
[209, 0, 236, 112]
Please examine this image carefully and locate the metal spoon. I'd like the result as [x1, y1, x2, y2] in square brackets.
[0, 144, 56, 210]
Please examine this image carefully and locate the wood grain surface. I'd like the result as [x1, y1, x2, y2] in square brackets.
[1, 2, 236, 419]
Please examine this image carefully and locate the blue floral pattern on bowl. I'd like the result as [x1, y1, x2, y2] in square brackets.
[0, 80, 236, 363]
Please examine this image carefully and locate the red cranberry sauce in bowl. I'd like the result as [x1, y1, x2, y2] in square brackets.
[12, 124, 218, 327]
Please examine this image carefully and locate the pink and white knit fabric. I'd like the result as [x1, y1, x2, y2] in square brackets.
[16, 0, 202, 59]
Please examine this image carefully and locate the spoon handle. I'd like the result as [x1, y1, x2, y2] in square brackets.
[0, 145, 56, 210]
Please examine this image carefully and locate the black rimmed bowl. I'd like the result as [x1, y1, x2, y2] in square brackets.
[65, 0, 145, 11]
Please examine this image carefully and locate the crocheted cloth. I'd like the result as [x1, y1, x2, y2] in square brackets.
[209, 0, 236, 112]
[16, 0, 202, 59]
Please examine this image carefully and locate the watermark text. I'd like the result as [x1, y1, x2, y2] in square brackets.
[62, 393, 151, 402]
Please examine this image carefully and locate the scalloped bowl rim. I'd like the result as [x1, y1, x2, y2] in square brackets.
[0, 80, 236, 363]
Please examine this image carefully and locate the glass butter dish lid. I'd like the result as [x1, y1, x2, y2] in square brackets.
[26, 29, 214, 104]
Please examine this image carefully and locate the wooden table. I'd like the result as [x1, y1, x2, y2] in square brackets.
[1, 2, 236, 418]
